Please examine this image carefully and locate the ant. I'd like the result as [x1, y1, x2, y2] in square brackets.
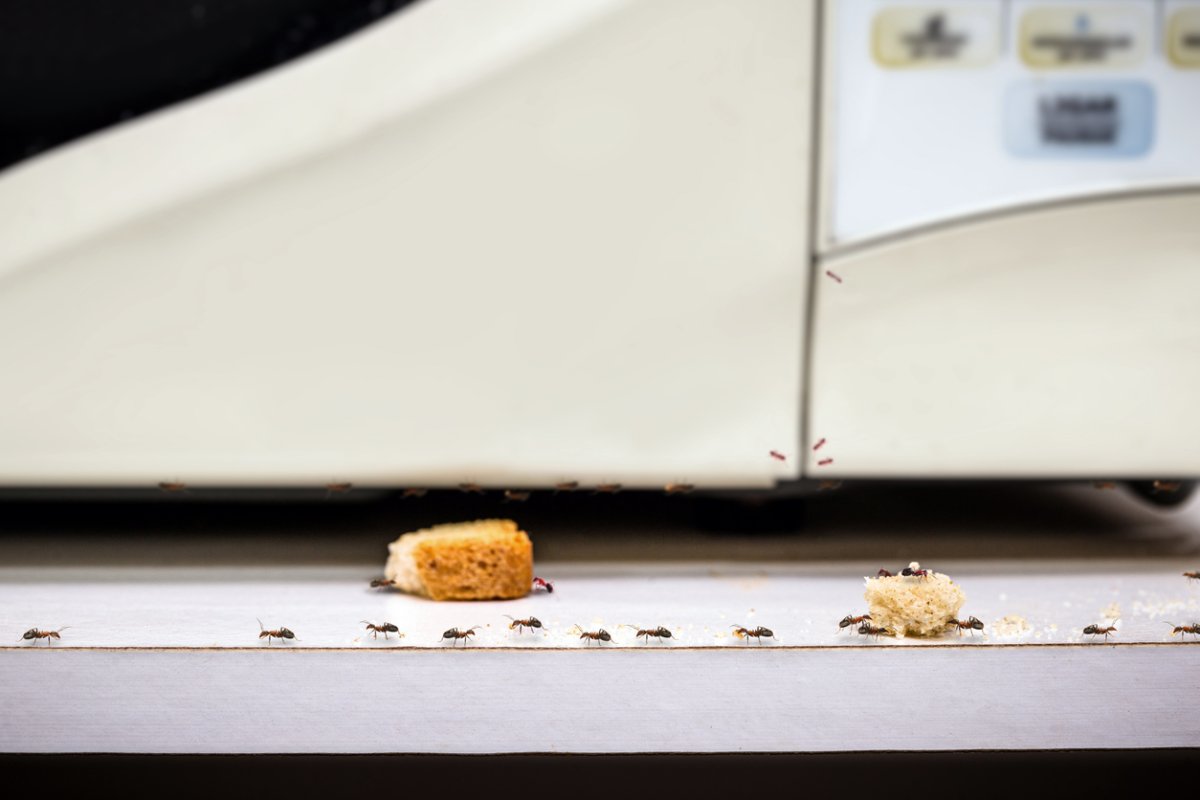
[875, 569, 894, 578]
[1153, 480, 1182, 494]
[553, 481, 579, 493]
[1183, 571, 1200, 581]
[441, 627, 479, 646]
[324, 482, 353, 495]
[769, 450, 787, 462]
[947, 616, 985, 636]
[258, 619, 297, 644]
[361, 621, 402, 639]
[731, 625, 775, 644]
[504, 616, 543, 634]
[158, 481, 188, 493]
[1164, 622, 1200, 638]
[593, 483, 622, 494]
[503, 490, 530, 503]
[664, 483, 694, 495]
[532, 576, 555, 593]
[818, 480, 842, 492]
[574, 627, 613, 645]
[1082, 624, 1118, 641]
[625, 625, 673, 643]
[837, 613, 870, 633]
[817, 458, 834, 466]
[857, 623, 890, 640]
[812, 438, 827, 451]
[20, 626, 70, 645]
[458, 483, 484, 494]
[401, 488, 427, 498]
[901, 566, 930, 580]
[370, 578, 395, 589]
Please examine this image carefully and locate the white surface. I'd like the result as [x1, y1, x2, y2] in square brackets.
[0, 0, 813, 489]
[808, 191, 1200, 477]
[825, 0, 1200, 248]
[2, 562, 1198, 752]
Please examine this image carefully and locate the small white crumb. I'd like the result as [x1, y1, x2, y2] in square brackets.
[1101, 602, 1121, 621]
[992, 614, 1031, 637]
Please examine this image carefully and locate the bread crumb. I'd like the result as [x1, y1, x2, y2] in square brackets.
[863, 564, 965, 638]
[1100, 602, 1121, 621]
[992, 614, 1031, 637]
[384, 519, 532, 600]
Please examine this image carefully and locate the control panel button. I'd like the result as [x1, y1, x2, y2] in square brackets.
[1004, 80, 1155, 158]
[1168, 7, 1200, 68]
[872, 6, 999, 68]
[1019, 5, 1146, 68]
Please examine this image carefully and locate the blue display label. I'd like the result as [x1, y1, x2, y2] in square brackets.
[1004, 81, 1155, 159]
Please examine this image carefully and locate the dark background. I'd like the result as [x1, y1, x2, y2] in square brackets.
[0, 0, 418, 170]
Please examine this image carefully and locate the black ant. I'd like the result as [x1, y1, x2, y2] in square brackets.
[575, 627, 613, 645]
[857, 623, 890, 640]
[441, 627, 479, 646]
[258, 619, 297, 644]
[838, 613, 870, 632]
[876, 569, 894, 578]
[625, 625, 673, 643]
[369, 578, 395, 589]
[532, 576, 555, 593]
[1165, 622, 1200, 638]
[504, 616, 543, 634]
[361, 621, 401, 640]
[947, 616, 985, 636]
[1184, 571, 1200, 581]
[20, 626, 70, 645]
[901, 566, 930, 580]
[731, 625, 774, 644]
[1083, 624, 1118, 641]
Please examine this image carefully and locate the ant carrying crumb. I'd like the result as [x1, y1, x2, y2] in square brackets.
[664, 483, 694, 495]
[857, 623, 890, 640]
[838, 614, 870, 633]
[532, 576, 555, 594]
[731, 625, 774, 644]
[626, 625, 673, 643]
[1082, 624, 1118, 641]
[503, 490, 530, 503]
[901, 567, 930, 580]
[441, 627, 479, 646]
[947, 617, 985, 636]
[504, 616, 543, 634]
[20, 626, 70, 645]
[361, 621, 402, 640]
[574, 627, 613, 645]
[258, 619, 297, 644]
[1164, 622, 1200, 638]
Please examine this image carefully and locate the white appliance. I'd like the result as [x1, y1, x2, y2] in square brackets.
[0, 0, 1197, 489]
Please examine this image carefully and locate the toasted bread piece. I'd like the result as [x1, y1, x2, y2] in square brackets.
[384, 519, 533, 601]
